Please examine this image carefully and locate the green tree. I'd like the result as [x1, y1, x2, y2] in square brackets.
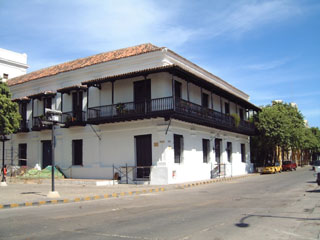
[252, 102, 306, 165]
[0, 81, 21, 135]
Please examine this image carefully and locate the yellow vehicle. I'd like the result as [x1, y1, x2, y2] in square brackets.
[262, 162, 282, 174]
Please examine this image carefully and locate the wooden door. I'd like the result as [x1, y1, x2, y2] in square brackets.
[215, 139, 222, 173]
[42, 140, 52, 169]
[135, 134, 152, 179]
[134, 79, 151, 113]
[72, 91, 83, 121]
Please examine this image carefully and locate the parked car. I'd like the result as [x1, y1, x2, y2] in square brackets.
[262, 162, 282, 174]
[313, 160, 320, 173]
[282, 161, 297, 171]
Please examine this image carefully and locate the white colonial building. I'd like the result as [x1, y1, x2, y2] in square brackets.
[7, 44, 259, 184]
[0, 48, 28, 81]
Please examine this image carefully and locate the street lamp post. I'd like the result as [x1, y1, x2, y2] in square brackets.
[43, 108, 62, 198]
[1, 135, 9, 187]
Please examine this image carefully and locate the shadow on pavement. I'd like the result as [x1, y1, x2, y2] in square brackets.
[306, 181, 316, 183]
[235, 214, 320, 228]
[20, 192, 47, 197]
[306, 189, 320, 193]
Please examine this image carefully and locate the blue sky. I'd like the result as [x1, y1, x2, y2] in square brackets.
[1, 0, 319, 127]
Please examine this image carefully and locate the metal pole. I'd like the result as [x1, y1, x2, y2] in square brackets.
[51, 124, 55, 192]
[126, 163, 128, 184]
[2, 138, 4, 182]
[112, 164, 114, 185]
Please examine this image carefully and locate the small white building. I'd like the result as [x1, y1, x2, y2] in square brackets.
[7, 44, 259, 184]
[0, 48, 28, 81]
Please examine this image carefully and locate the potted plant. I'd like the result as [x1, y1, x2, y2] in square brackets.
[231, 113, 240, 128]
[116, 103, 125, 114]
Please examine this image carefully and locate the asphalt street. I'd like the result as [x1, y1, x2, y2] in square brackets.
[0, 167, 319, 240]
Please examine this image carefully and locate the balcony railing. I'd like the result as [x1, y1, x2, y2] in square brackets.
[87, 97, 255, 135]
[62, 111, 86, 127]
[18, 120, 29, 132]
[32, 116, 52, 131]
[88, 97, 173, 120]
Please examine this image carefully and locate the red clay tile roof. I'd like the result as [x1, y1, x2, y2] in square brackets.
[28, 91, 56, 99]
[7, 43, 160, 87]
[57, 85, 87, 94]
[12, 96, 30, 102]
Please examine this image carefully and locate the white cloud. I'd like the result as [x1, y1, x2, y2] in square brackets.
[243, 57, 294, 70]
[39, 0, 198, 52]
[206, 0, 303, 38]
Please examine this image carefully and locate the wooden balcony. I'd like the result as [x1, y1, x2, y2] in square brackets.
[31, 116, 52, 131]
[62, 111, 86, 128]
[87, 97, 256, 135]
[17, 120, 29, 133]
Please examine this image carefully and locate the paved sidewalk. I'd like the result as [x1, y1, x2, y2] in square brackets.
[0, 178, 168, 206]
[0, 174, 258, 209]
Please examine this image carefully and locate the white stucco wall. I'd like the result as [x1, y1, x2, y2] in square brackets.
[0, 48, 28, 80]
[10, 118, 252, 184]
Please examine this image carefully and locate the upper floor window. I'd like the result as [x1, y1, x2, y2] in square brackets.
[19, 102, 28, 120]
[72, 91, 83, 112]
[3, 73, 8, 79]
[174, 81, 182, 99]
[43, 97, 52, 112]
[202, 93, 209, 108]
[225, 102, 230, 115]
[239, 108, 244, 120]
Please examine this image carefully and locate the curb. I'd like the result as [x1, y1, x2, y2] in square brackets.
[0, 173, 258, 210]
[0, 187, 166, 210]
[176, 173, 258, 189]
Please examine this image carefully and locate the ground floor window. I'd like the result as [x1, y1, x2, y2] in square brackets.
[241, 143, 246, 163]
[227, 142, 232, 162]
[18, 143, 27, 166]
[174, 134, 184, 164]
[72, 139, 83, 166]
[202, 139, 210, 163]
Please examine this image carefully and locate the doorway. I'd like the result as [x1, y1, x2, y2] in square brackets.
[42, 140, 52, 169]
[72, 91, 83, 121]
[134, 79, 151, 113]
[215, 139, 222, 173]
[135, 134, 152, 179]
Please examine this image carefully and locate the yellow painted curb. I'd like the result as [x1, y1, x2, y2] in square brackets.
[10, 203, 19, 208]
[63, 199, 69, 203]
[39, 201, 46, 205]
[0, 205, 3, 209]
[51, 200, 58, 204]
[112, 193, 118, 197]
[94, 196, 100, 200]
[25, 202, 33, 206]
[74, 198, 80, 202]
[84, 197, 91, 201]
[104, 194, 109, 198]
[120, 192, 126, 196]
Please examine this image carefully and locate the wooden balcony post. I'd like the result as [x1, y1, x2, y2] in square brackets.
[187, 80, 190, 102]
[60, 93, 64, 113]
[172, 74, 175, 111]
